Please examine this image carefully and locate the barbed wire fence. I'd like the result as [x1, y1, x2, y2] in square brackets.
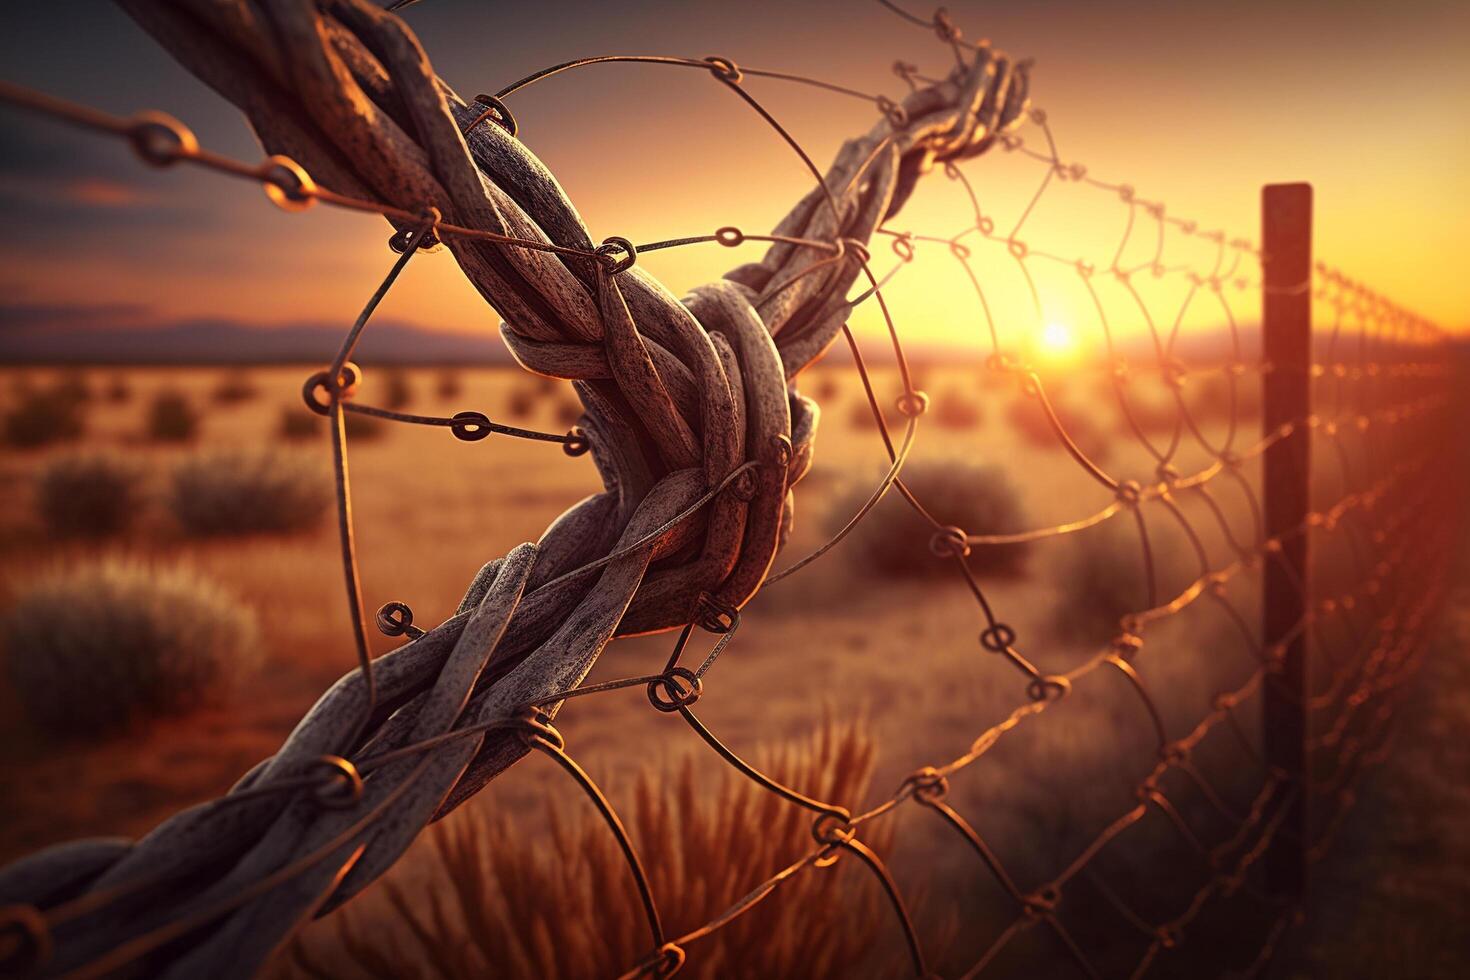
[0, 1, 1459, 978]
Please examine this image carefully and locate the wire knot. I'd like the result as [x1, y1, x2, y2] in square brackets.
[468, 93, 518, 137]
[647, 667, 703, 713]
[932, 7, 962, 43]
[894, 390, 930, 418]
[450, 411, 494, 442]
[810, 810, 857, 863]
[978, 622, 1017, 652]
[648, 942, 686, 978]
[302, 362, 362, 416]
[562, 426, 591, 457]
[695, 591, 740, 634]
[375, 600, 424, 639]
[901, 766, 949, 803]
[703, 56, 742, 84]
[1112, 631, 1144, 657]
[308, 755, 364, 809]
[596, 236, 638, 275]
[513, 707, 566, 753]
[127, 110, 197, 167]
[1021, 885, 1059, 917]
[1115, 480, 1144, 506]
[257, 155, 317, 212]
[1026, 675, 1071, 702]
[929, 526, 971, 559]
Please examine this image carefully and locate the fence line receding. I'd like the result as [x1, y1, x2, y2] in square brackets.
[0, 2, 1458, 978]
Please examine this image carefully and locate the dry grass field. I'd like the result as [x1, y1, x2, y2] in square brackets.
[1, 358, 1459, 977]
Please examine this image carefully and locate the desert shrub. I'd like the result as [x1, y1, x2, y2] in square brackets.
[3, 388, 85, 448]
[54, 370, 93, 403]
[846, 397, 891, 431]
[1111, 391, 1180, 437]
[824, 459, 1032, 577]
[169, 449, 332, 535]
[277, 406, 385, 442]
[506, 385, 535, 420]
[211, 371, 259, 404]
[1004, 394, 1111, 464]
[1048, 518, 1196, 646]
[2, 559, 260, 736]
[280, 720, 911, 980]
[145, 389, 200, 443]
[435, 370, 463, 400]
[278, 405, 320, 441]
[553, 393, 582, 428]
[932, 387, 983, 430]
[812, 371, 841, 404]
[345, 410, 387, 441]
[103, 374, 132, 403]
[35, 452, 143, 538]
[1187, 368, 1263, 423]
[382, 369, 412, 411]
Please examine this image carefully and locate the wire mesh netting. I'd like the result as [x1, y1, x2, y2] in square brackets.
[0, 2, 1459, 978]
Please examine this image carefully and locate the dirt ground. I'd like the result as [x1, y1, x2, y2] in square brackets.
[0, 361, 1458, 978]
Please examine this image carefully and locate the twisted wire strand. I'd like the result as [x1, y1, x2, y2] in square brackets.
[0, 2, 1457, 978]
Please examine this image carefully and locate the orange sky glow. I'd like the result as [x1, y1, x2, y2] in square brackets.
[1, 1, 1466, 358]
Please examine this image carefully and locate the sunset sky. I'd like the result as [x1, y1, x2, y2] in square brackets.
[1, 0, 1466, 358]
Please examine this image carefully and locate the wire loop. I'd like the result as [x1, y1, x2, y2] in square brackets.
[597, 236, 638, 274]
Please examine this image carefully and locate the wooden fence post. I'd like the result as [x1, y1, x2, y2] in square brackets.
[1261, 182, 1313, 897]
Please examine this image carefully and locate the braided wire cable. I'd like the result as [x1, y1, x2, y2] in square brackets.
[0, 2, 1458, 978]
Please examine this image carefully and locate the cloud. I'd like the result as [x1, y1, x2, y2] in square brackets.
[64, 178, 152, 208]
[0, 105, 204, 234]
[0, 300, 152, 332]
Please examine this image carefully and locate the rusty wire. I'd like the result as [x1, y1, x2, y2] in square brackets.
[0, 2, 1458, 978]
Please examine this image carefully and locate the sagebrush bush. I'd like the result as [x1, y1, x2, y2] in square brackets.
[280, 720, 911, 980]
[212, 371, 259, 404]
[278, 405, 320, 441]
[846, 398, 889, 430]
[35, 452, 143, 538]
[553, 394, 582, 428]
[1188, 368, 1263, 423]
[1109, 389, 1180, 437]
[54, 370, 94, 404]
[1048, 518, 1196, 646]
[2, 559, 260, 736]
[277, 406, 385, 442]
[824, 459, 1032, 577]
[1005, 394, 1111, 464]
[3, 388, 85, 448]
[104, 374, 132, 403]
[382, 369, 412, 411]
[505, 385, 535, 420]
[932, 387, 983, 429]
[435, 370, 463, 400]
[812, 371, 841, 404]
[169, 449, 332, 535]
[146, 389, 200, 443]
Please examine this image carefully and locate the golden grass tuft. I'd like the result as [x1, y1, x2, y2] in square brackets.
[279, 719, 906, 979]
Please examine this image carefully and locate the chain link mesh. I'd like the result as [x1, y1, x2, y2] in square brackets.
[0, 2, 1458, 977]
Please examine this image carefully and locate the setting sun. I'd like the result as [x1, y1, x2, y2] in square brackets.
[1039, 322, 1077, 358]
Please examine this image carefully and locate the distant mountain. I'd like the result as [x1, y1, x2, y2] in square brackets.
[0, 300, 1265, 368]
[0, 307, 514, 365]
